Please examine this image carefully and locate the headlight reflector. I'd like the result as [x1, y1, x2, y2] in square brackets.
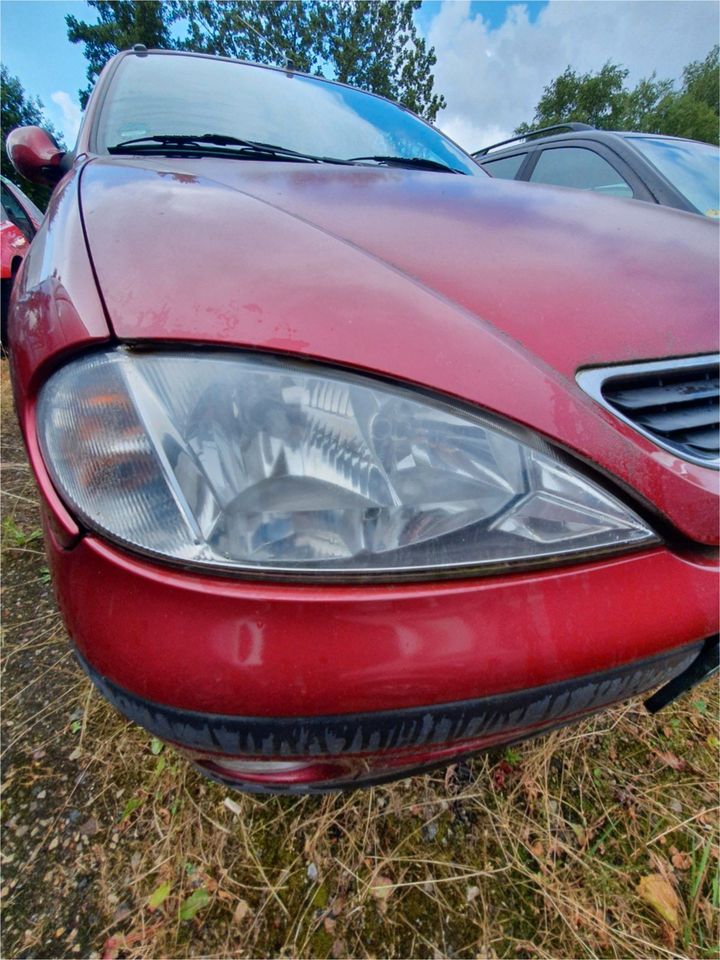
[37, 350, 657, 577]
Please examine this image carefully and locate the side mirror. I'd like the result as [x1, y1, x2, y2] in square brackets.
[6, 126, 65, 186]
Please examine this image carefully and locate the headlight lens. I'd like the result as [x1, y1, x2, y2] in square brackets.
[38, 349, 657, 577]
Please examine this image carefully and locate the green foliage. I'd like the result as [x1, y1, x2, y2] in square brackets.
[0, 65, 63, 209]
[516, 46, 719, 145]
[683, 45, 720, 117]
[516, 62, 635, 133]
[313, 0, 445, 120]
[645, 46, 720, 144]
[68, 0, 445, 122]
[1, 515, 43, 548]
[66, 0, 183, 107]
[178, 886, 210, 920]
[177, 0, 319, 73]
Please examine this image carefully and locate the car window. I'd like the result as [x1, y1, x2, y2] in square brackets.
[96, 53, 480, 175]
[529, 147, 633, 197]
[0, 184, 35, 241]
[481, 153, 527, 179]
[627, 136, 719, 217]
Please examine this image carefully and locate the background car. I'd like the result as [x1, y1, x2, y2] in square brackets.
[1, 174, 43, 350]
[473, 123, 720, 217]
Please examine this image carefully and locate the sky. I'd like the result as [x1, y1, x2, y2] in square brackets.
[1, 0, 718, 150]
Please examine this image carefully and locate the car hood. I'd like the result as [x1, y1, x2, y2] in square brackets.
[79, 156, 718, 543]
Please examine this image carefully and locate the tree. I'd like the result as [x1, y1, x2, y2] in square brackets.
[515, 62, 670, 134]
[516, 47, 719, 145]
[647, 45, 719, 144]
[313, 1, 445, 120]
[682, 44, 719, 117]
[177, 1, 319, 73]
[0, 65, 63, 209]
[67, 0, 181, 107]
[70, 0, 446, 122]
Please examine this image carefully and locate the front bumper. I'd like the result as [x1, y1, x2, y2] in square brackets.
[44, 526, 719, 790]
[49, 535, 719, 717]
[78, 642, 703, 792]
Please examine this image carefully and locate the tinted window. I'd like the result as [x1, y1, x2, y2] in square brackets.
[530, 147, 633, 197]
[0, 184, 34, 240]
[482, 153, 527, 179]
[628, 136, 719, 217]
[97, 54, 479, 175]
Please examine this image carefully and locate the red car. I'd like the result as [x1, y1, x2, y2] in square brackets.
[1, 174, 42, 348]
[7, 49, 719, 793]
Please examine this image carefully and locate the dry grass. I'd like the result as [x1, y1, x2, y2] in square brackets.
[1, 357, 718, 959]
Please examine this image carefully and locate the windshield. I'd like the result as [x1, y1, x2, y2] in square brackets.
[95, 52, 479, 175]
[627, 136, 720, 217]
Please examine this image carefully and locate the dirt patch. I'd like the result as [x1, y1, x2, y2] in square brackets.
[1, 358, 718, 959]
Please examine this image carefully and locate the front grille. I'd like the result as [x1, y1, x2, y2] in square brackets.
[577, 355, 719, 468]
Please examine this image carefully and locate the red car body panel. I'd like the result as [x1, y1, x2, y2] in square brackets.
[1, 176, 42, 278]
[0, 221, 28, 279]
[75, 157, 719, 544]
[7, 51, 719, 791]
[47, 534, 717, 717]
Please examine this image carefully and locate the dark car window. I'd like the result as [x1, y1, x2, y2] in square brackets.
[1, 184, 35, 241]
[529, 147, 633, 197]
[627, 136, 719, 217]
[482, 153, 527, 179]
[96, 53, 480, 175]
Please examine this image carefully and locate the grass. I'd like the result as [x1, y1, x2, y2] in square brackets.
[1, 357, 718, 959]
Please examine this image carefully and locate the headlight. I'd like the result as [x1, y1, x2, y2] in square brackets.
[38, 349, 657, 578]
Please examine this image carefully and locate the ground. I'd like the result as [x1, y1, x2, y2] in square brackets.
[1, 358, 718, 960]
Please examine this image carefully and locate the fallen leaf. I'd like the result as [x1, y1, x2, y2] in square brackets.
[102, 924, 162, 958]
[492, 760, 513, 790]
[444, 764, 457, 791]
[224, 797, 242, 816]
[179, 887, 210, 920]
[466, 885, 480, 903]
[371, 875, 394, 898]
[653, 750, 687, 772]
[150, 738, 164, 756]
[148, 882, 172, 911]
[660, 921, 676, 950]
[371, 875, 394, 913]
[101, 937, 120, 960]
[671, 851, 692, 871]
[637, 874, 681, 929]
[331, 939, 347, 959]
[232, 898, 251, 924]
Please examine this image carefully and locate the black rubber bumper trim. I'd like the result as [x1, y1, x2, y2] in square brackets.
[76, 642, 702, 758]
[645, 635, 719, 712]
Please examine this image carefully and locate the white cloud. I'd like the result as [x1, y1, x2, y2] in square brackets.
[427, 0, 719, 152]
[50, 90, 82, 145]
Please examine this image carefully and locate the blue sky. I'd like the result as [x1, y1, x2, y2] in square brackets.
[1, 1, 716, 150]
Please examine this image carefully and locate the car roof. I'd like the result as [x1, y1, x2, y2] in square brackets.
[473, 127, 706, 160]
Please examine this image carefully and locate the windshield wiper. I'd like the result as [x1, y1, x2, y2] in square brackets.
[107, 134, 354, 165]
[347, 155, 465, 174]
